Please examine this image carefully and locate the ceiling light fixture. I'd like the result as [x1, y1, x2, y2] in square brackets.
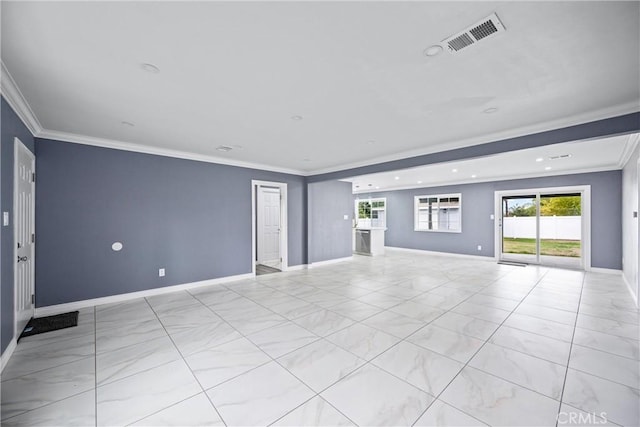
[424, 45, 444, 57]
[394, 176, 400, 180]
[535, 157, 544, 162]
[141, 63, 160, 74]
[291, 115, 303, 121]
[452, 168, 458, 173]
[483, 107, 498, 114]
[545, 166, 552, 170]
[375, 186, 380, 189]
[417, 181, 423, 184]
[216, 145, 233, 152]
[471, 174, 477, 178]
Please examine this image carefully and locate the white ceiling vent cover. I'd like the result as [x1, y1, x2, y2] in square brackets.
[443, 13, 506, 53]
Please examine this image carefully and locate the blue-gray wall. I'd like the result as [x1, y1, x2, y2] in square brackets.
[356, 171, 622, 269]
[1, 97, 35, 354]
[35, 139, 307, 307]
[308, 180, 353, 263]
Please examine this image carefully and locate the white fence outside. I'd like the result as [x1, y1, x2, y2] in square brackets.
[503, 216, 581, 240]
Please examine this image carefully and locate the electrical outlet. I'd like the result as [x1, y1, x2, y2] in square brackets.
[159, 268, 165, 277]
[3, 212, 9, 226]
[343, 214, 349, 220]
[490, 214, 495, 220]
[477, 245, 482, 251]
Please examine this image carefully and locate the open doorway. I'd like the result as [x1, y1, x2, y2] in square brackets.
[251, 180, 288, 275]
[495, 186, 591, 269]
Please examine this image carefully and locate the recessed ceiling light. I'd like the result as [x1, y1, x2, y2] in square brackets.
[424, 45, 443, 57]
[375, 186, 380, 189]
[535, 157, 544, 162]
[121, 121, 134, 127]
[394, 176, 400, 180]
[452, 168, 458, 173]
[483, 107, 498, 114]
[417, 181, 422, 184]
[216, 145, 233, 152]
[471, 174, 477, 178]
[545, 166, 552, 170]
[141, 63, 160, 74]
[291, 115, 303, 121]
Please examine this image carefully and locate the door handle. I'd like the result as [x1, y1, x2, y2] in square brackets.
[17, 256, 28, 263]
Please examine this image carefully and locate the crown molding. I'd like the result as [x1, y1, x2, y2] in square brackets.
[351, 164, 621, 194]
[37, 129, 305, 176]
[306, 102, 640, 176]
[0, 61, 43, 136]
[3, 59, 638, 178]
[618, 133, 640, 168]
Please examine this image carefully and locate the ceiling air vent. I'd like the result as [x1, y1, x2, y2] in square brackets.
[443, 13, 505, 54]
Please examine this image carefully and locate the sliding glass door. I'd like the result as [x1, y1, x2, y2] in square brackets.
[497, 188, 585, 269]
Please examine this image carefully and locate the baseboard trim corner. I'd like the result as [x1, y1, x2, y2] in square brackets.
[1, 338, 17, 373]
[622, 273, 639, 308]
[308, 256, 353, 268]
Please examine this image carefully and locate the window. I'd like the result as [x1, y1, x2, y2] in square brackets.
[355, 197, 386, 228]
[415, 193, 461, 232]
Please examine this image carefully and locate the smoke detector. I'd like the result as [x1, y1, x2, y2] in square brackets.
[443, 13, 506, 54]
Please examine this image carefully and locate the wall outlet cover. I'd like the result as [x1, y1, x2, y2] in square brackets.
[2, 212, 9, 226]
[159, 268, 166, 277]
[477, 245, 482, 251]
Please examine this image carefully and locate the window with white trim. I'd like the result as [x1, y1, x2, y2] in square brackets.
[355, 197, 386, 228]
[415, 193, 461, 232]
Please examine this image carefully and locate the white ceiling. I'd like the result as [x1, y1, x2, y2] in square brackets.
[1, 1, 639, 175]
[347, 134, 638, 194]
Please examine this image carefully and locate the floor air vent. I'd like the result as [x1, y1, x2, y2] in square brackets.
[443, 13, 505, 53]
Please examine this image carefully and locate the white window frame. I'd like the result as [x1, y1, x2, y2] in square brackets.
[414, 193, 462, 233]
[355, 197, 387, 228]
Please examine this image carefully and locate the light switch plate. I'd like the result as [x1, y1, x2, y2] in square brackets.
[343, 214, 349, 220]
[3, 212, 9, 226]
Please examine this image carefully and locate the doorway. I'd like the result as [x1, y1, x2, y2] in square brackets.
[14, 137, 36, 336]
[495, 186, 590, 269]
[251, 180, 288, 275]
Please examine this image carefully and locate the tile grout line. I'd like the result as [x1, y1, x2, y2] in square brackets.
[409, 266, 555, 426]
[555, 270, 587, 427]
[141, 296, 229, 427]
[188, 286, 359, 425]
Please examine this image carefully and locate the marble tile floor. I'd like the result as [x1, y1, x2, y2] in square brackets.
[1, 250, 638, 426]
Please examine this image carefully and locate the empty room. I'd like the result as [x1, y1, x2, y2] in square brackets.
[1, 1, 639, 426]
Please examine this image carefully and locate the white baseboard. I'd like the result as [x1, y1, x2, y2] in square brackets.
[1, 338, 17, 373]
[588, 267, 623, 275]
[622, 273, 639, 307]
[35, 272, 254, 317]
[385, 246, 495, 262]
[308, 256, 353, 269]
[286, 264, 308, 271]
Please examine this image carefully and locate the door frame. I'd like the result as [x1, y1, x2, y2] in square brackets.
[494, 185, 591, 270]
[13, 137, 36, 336]
[257, 186, 281, 268]
[251, 180, 288, 275]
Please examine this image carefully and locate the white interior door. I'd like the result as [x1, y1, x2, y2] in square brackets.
[14, 138, 35, 335]
[257, 187, 281, 269]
